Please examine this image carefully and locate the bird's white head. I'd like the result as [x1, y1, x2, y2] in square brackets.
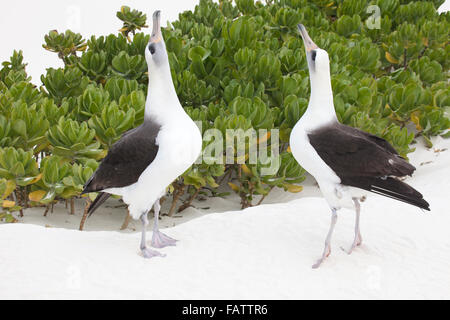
[296, 24, 336, 124]
[144, 11, 181, 120]
[297, 24, 330, 78]
[145, 11, 169, 71]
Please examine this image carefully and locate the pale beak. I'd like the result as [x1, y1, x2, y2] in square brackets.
[297, 24, 318, 52]
[150, 10, 162, 43]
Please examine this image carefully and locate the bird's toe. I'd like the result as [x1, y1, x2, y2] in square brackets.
[141, 247, 165, 259]
[151, 230, 177, 248]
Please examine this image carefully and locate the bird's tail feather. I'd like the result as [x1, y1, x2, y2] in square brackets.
[369, 177, 430, 210]
[87, 192, 111, 217]
[344, 176, 430, 211]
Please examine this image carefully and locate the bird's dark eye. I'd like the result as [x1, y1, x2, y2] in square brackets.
[311, 50, 317, 61]
[149, 44, 156, 55]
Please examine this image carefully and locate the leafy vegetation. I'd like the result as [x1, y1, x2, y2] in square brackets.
[0, 0, 448, 224]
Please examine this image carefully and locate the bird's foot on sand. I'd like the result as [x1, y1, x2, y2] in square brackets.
[312, 245, 331, 269]
[151, 230, 177, 248]
[141, 247, 165, 259]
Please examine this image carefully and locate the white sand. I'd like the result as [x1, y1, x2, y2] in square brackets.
[1, 136, 449, 299]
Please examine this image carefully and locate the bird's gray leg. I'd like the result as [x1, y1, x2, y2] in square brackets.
[343, 198, 363, 255]
[140, 211, 164, 258]
[151, 198, 177, 248]
[312, 208, 338, 269]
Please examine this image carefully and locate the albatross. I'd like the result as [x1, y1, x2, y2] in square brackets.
[82, 11, 202, 258]
[290, 24, 430, 268]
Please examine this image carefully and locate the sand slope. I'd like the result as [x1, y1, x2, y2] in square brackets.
[1, 137, 449, 299]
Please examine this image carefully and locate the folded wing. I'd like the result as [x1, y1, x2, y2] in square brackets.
[308, 122, 429, 210]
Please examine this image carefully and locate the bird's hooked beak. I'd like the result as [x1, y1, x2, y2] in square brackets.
[297, 24, 318, 52]
[150, 10, 162, 43]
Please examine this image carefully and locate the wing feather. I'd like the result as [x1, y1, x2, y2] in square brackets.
[308, 122, 415, 180]
[83, 121, 160, 193]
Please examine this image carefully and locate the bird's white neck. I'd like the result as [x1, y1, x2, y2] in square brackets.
[303, 68, 337, 129]
[145, 63, 183, 122]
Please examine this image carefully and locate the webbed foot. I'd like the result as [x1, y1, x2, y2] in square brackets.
[141, 247, 165, 259]
[151, 230, 177, 248]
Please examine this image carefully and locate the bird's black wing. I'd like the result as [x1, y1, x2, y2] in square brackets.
[308, 122, 429, 210]
[308, 122, 415, 180]
[83, 120, 160, 193]
[86, 192, 111, 217]
[336, 124, 400, 156]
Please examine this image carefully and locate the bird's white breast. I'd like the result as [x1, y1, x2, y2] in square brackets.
[112, 113, 202, 219]
[290, 120, 340, 184]
[290, 119, 347, 209]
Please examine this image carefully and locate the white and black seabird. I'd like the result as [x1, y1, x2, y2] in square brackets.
[290, 24, 430, 268]
[82, 11, 202, 258]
